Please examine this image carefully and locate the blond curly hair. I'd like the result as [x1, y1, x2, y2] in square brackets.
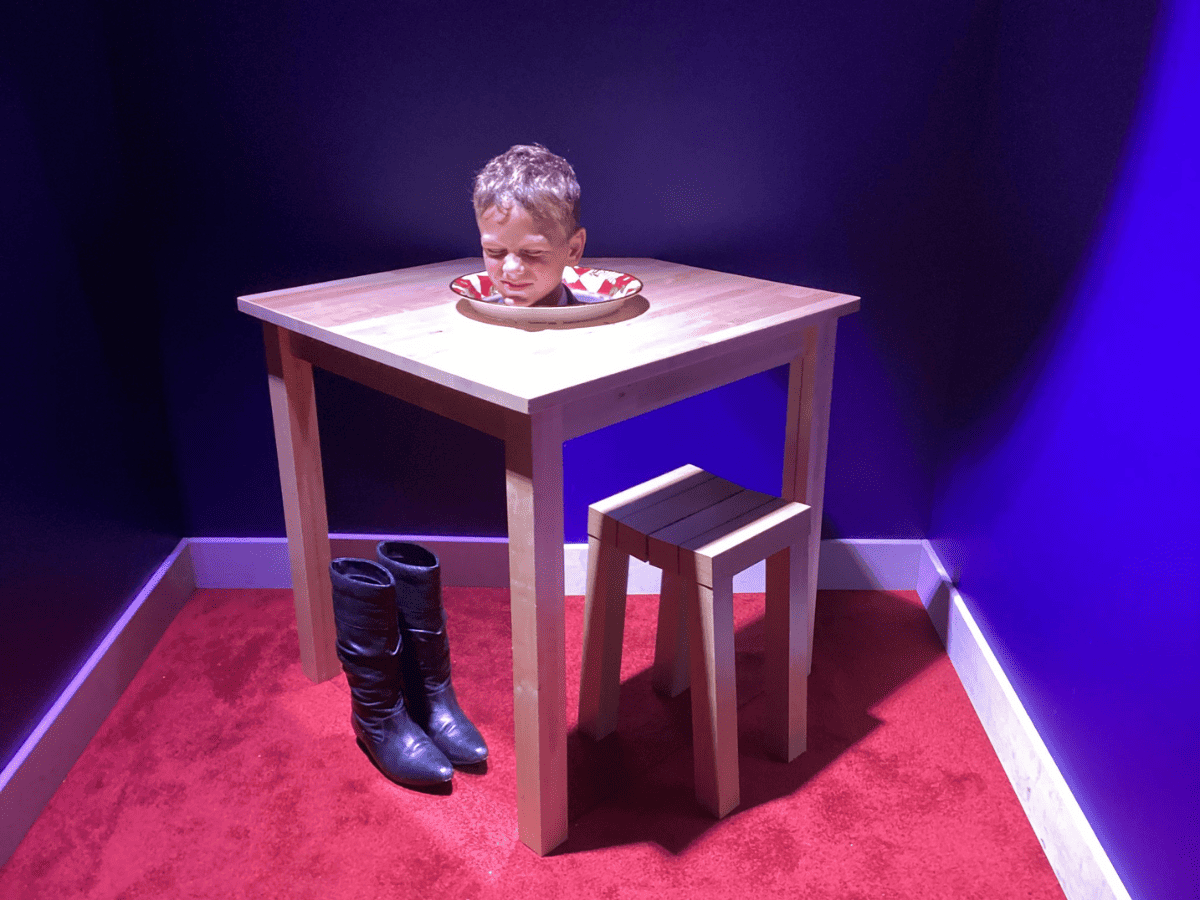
[472, 144, 581, 237]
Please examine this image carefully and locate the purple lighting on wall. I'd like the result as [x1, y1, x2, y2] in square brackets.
[930, 4, 1199, 897]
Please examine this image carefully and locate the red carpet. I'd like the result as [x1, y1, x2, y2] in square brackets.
[1, 587, 1065, 898]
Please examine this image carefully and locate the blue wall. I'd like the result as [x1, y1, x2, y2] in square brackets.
[0, 5, 184, 763]
[118, 0, 991, 542]
[930, 4, 1198, 898]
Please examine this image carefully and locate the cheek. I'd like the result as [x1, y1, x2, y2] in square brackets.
[482, 258, 503, 290]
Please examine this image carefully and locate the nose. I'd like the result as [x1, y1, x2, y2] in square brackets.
[502, 254, 524, 277]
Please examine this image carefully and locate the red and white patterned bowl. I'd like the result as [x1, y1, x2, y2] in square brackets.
[451, 265, 642, 324]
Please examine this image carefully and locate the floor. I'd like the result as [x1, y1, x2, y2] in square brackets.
[0, 586, 1067, 899]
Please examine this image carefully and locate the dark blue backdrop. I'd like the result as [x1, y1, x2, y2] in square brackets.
[3, 2, 1192, 896]
[1, 1, 185, 785]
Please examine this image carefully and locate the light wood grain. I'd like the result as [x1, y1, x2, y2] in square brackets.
[504, 407, 567, 856]
[764, 542, 811, 762]
[782, 320, 839, 673]
[689, 577, 740, 817]
[583, 467, 811, 820]
[239, 258, 859, 425]
[645, 488, 778, 572]
[617, 477, 744, 562]
[683, 502, 810, 587]
[263, 324, 339, 683]
[288, 333, 508, 439]
[578, 537, 630, 740]
[587, 464, 710, 539]
[652, 570, 690, 697]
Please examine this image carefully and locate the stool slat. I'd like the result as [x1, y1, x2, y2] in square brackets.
[647, 489, 780, 574]
[686, 501, 809, 586]
[586, 464, 711, 539]
[615, 476, 744, 561]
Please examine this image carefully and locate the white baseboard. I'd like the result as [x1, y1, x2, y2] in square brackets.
[606, 537, 931, 594]
[189, 535, 928, 595]
[188, 535, 511, 589]
[0, 540, 196, 866]
[915, 541, 1131, 900]
[0, 535, 1132, 900]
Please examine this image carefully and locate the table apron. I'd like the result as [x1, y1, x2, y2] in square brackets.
[557, 329, 818, 442]
[284, 328, 510, 440]
[275, 324, 827, 449]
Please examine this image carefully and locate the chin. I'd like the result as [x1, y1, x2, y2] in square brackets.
[512, 290, 559, 307]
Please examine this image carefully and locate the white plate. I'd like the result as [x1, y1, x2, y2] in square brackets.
[451, 265, 642, 325]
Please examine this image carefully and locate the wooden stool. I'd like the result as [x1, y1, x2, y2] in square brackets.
[578, 464, 813, 818]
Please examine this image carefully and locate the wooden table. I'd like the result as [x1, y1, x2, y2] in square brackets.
[237, 258, 858, 855]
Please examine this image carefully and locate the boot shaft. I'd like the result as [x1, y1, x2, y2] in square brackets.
[375, 542, 490, 767]
[330, 558, 399, 652]
[329, 558, 454, 785]
[330, 557, 403, 715]
[376, 541, 452, 704]
[404, 624, 454, 695]
[376, 541, 444, 631]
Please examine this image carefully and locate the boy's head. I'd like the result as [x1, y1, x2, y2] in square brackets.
[473, 144, 586, 307]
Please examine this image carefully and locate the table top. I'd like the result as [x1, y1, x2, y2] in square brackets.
[238, 257, 858, 422]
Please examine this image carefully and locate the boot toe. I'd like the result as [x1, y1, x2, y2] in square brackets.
[383, 742, 454, 785]
[356, 714, 454, 785]
[428, 716, 489, 766]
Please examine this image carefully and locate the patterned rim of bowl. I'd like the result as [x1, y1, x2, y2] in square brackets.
[450, 265, 643, 304]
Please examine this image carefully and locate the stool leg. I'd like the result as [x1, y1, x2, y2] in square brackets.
[688, 577, 739, 817]
[579, 535, 630, 739]
[765, 543, 810, 762]
[652, 569, 690, 697]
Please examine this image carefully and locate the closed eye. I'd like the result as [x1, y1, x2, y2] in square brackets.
[483, 248, 547, 260]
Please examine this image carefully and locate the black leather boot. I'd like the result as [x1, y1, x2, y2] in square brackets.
[329, 558, 453, 786]
[375, 542, 489, 767]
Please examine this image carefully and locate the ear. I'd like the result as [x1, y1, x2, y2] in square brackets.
[566, 227, 586, 265]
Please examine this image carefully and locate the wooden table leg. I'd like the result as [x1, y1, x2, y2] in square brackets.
[504, 408, 568, 856]
[263, 323, 339, 684]
[781, 320, 839, 671]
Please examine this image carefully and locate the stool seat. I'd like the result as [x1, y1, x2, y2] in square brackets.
[578, 465, 813, 818]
